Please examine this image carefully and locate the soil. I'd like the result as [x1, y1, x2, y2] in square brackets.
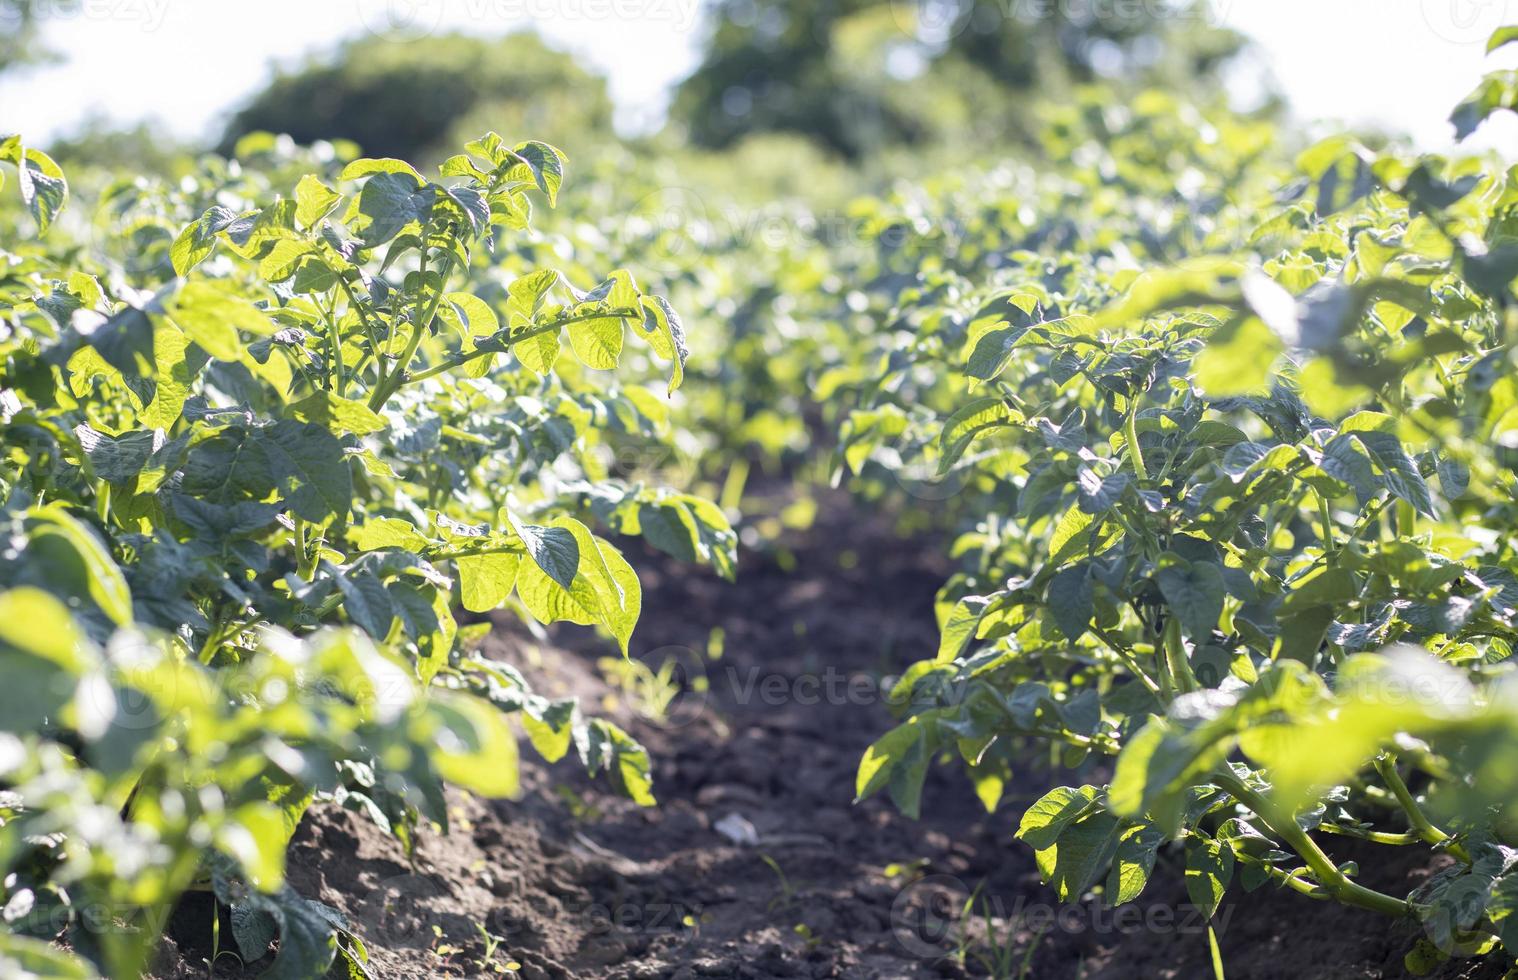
[148, 491, 1510, 980]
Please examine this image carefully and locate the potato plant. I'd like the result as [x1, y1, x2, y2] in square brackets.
[853, 28, 1518, 973]
[0, 132, 732, 978]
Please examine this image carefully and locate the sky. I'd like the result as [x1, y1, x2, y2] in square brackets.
[0, 0, 1516, 154]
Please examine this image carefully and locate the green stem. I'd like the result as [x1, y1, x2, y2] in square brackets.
[403, 308, 642, 386]
[1318, 823, 1422, 846]
[1163, 616, 1200, 694]
[368, 251, 457, 410]
[295, 518, 317, 580]
[324, 297, 345, 395]
[1093, 624, 1163, 697]
[1315, 490, 1335, 553]
[1216, 771, 1410, 918]
[338, 275, 387, 393]
[1373, 754, 1470, 863]
[1327, 495, 1393, 562]
[1124, 400, 1148, 481]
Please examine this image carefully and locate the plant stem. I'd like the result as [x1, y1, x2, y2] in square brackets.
[323, 296, 345, 395]
[403, 308, 641, 386]
[295, 518, 316, 580]
[1373, 753, 1470, 863]
[368, 250, 457, 410]
[1092, 624, 1163, 697]
[1315, 490, 1335, 552]
[1124, 399, 1148, 481]
[338, 275, 388, 393]
[1318, 823, 1422, 846]
[1215, 770, 1411, 918]
[1163, 615, 1200, 694]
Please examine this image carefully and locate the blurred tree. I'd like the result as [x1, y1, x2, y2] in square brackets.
[670, 0, 1245, 159]
[0, 0, 72, 75]
[219, 32, 613, 162]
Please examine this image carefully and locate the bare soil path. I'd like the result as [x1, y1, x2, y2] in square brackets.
[155, 492, 1501, 980]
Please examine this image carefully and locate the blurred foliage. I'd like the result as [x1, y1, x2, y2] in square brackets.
[669, 0, 1246, 159]
[0, 0, 70, 75]
[46, 117, 192, 176]
[219, 32, 614, 163]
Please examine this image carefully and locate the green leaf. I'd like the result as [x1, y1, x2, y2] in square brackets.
[339, 157, 426, 182]
[1016, 785, 1100, 850]
[1036, 808, 1125, 902]
[216, 802, 289, 891]
[352, 517, 430, 552]
[964, 322, 1031, 380]
[513, 325, 560, 374]
[937, 397, 1021, 475]
[507, 513, 579, 590]
[0, 587, 89, 669]
[427, 691, 520, 798]
[1048, 563, 1094, 641]
[936, 594, 994, 663]
[26, 505, 133, 627]
[517, 520, 641, 655]
[248, 892, 341, 980]
[231, 904, 278, 963]
[1194, 316, 1280, 397]
[857, 716, 930, 802]
[583, 719, 655, 805]
[75, 425, 160, 484]
[1451, 69, 1518, 140]
[0, 137, 67, 233]
[288, 391, 388, 436]
[295, 174, 341, 228]
[1155, 556, 1225, 638]
[332, 567, 397, 640]
[0, 933, 95, 979]
[637, 295, 688, 394]
[458, 553, 521, 612]
[1185, 836, 1234, 919]
[1090, 258, 1241, 330]
[509, 140, 566, 205]
[352, 171, 431, 246]
[1107, 823, 1164, 904]
[567, 316, 624, 370]
[165, 282, 278, 362]
[445, 292, 499, 338]
[170, 205, 236, 275]
[261, 419, 355, 521]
